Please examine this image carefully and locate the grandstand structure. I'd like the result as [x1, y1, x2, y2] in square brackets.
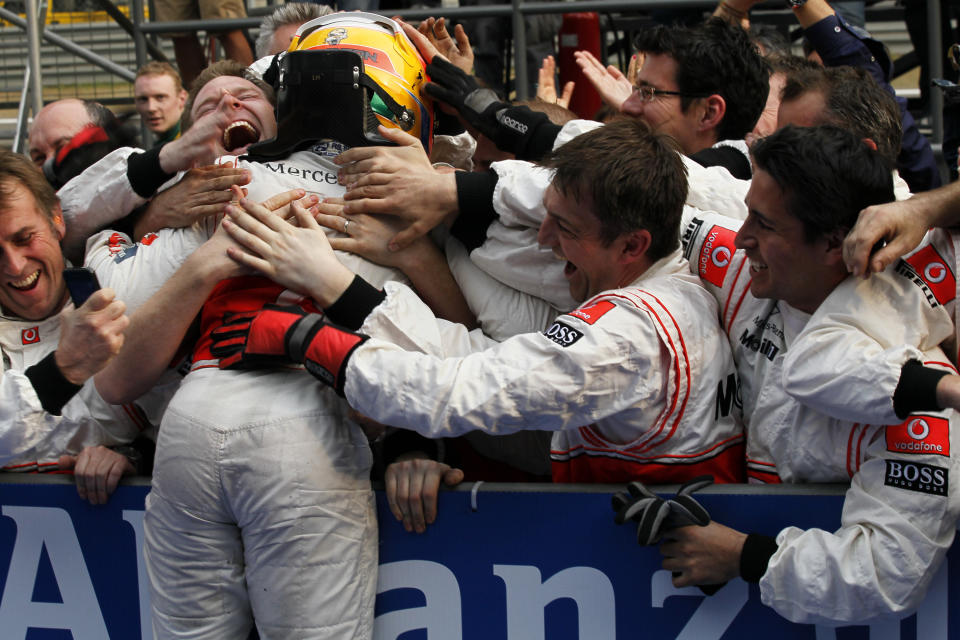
[0, 0, 951, 174]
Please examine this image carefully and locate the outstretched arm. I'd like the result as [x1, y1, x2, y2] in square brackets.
[537, 55, 574, 109]
[313, 199, 477, 328]
[573, 50, 632, 111]
[337, 125, 459, 251]
[415, 17, 473, 73]
[844, 180, 960, 277]
[95, 189, 311, 404]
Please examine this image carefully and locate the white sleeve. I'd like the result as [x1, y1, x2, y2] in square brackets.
[783, 231, 957, 425]
[468, 159, 577, 311]
[359, 281, 498, 357]
[552, 119, 604, 149]
[446, 236, 559, 340]
[58, 147, 163, 259]
[0, 371, 139, 467]
[760, 418, 960, 624]
[678, 210, 745, 317]
[84, 223, 212, 313]
[682, 155, 750, 220]
[348, 285, 661, 439]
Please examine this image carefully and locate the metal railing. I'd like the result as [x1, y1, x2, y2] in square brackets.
[4, 0, 950, 174]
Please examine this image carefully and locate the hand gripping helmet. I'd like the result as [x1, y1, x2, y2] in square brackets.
[246, 12, 433, 160]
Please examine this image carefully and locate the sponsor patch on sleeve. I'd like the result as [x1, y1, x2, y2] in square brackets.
[107, 232, 139, 264]
[697, 225, 737, 287]
[567, 300, 615, 325]
[886, 415, 950, 457]
[681, 217, 704, 259]
[542, 320, 583, 348]
[904, 244, 955, 305]
[884, 460, 948, 496]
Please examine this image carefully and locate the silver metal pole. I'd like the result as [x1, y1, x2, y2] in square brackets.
[24, 0, 43, 116]
[0, 7, 137, 82]
[13, 66, 32, 154]
[925, 0, 944, 179]
[132, 0, 148, 71]
[513, 0, 528, 99]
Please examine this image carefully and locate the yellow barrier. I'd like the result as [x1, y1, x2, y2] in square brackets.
[0, 5, 149, 26]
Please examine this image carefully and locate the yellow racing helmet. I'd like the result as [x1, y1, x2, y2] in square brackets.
[294, 12, 433, 149]
[247, 12, 433, 160]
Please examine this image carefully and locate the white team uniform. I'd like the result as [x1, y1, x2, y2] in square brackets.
[682, 210, 960, 624]
[0, 302, 161, 471]
[337, 247, 746, 484]
[75, 144, 397, 640]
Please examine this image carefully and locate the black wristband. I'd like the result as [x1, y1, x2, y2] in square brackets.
[127, 145, 176, 198]
[452, 170, 499, 252]
[24, 352, 84, 416]
[893, 359, 950, 419]
[739, 533, 779, 583]
[490, 106, 559, 162]
[325, 275, 386, 330]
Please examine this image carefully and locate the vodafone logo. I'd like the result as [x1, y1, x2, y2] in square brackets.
[908, 418, 931, 440]
[21, 327, 40, 345]
[567, 300, 615, 326]
[924, 262, 947, 284]
[697, 225, 737, 287]
[711, 246, 731, 268]
[887, 414, 950, 456]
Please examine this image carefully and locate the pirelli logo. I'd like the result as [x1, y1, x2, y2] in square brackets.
[681, 217, 704, 259]
[884, 460, 948, 496]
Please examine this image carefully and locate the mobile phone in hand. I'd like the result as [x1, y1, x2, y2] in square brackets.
[63, 267, 101, 307]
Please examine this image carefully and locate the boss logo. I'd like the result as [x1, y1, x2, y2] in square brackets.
[543, 321, 583, 348]
[884, 460, 948, 496]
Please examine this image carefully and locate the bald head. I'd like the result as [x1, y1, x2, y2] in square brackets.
[28, 99, 95, 169]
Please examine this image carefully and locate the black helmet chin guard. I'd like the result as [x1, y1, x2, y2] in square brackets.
[246, 50, 414, 161]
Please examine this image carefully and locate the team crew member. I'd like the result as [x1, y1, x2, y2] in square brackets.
[662, 125, 960, 625]
[88, 15, 445, 639]
[134, 62, 188, 146]
[0, 150, 163, 503]
[214, 118, 746, 484]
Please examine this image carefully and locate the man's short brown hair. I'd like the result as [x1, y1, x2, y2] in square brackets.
[0, 150, 59, 222]
[541, 117, 687, 262]
[182, 60, 276, 131]
[135, 61, 184, 93]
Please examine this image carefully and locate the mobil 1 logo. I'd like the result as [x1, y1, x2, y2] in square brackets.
[884, 460, 948, 496]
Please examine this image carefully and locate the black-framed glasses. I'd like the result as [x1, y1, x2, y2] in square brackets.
[632, 84, 708, 102]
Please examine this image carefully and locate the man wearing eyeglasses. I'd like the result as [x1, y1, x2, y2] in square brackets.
[619, 18, 770, 179]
